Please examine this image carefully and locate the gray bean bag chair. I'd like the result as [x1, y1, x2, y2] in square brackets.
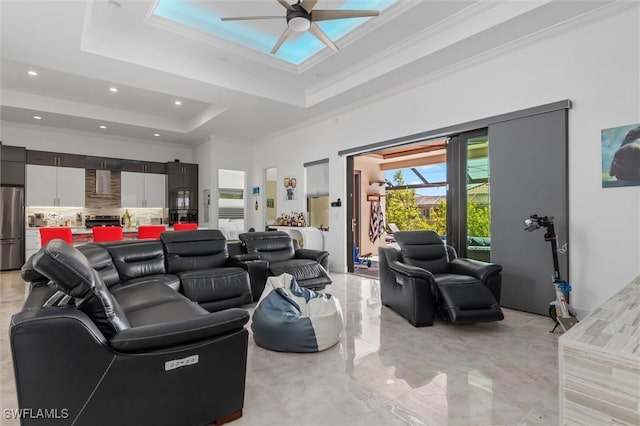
[251, 273, 343, 352]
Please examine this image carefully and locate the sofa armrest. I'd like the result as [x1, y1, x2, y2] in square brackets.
[110, 308, 249, 352]
[389, 261, 434, 281]
[227, 257, 270, 301]
[295, 249, 329, 268]
[449, 258, 502, 282]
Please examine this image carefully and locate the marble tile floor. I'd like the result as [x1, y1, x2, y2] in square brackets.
[0, 270, 560, 426]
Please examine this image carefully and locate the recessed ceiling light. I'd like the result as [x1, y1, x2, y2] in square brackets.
[109, 87, 118, 93]
[154, 133, 160, 137]
[33, 116, 42, 120]
[107, 0, 121, 7]
[28, 70, 38, 76]
[99, 125, 107, 129]
[174, 100, 182, 106]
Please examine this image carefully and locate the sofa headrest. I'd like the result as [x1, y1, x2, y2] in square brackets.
[394, 230, 449, 274]
[102, 240, 165, 282]
[239, 231, 295, 262]
[161, 229, 225, 244]
[161, 229, 229, 273]
[21, 251, 49, 283]
[239, 231, 289, 243]
[32, 240, 96, 298]
[394, 230, 443, 246]
[77, 243, 121, 287]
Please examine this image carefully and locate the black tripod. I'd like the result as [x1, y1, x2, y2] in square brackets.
[524, 214, 578, 333]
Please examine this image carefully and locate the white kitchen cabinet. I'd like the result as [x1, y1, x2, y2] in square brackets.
[144, 173, 165, 208]
[57, 167, 85, 207]
[121, 172, 144, 208]
[26, 165, 57, 206]
[25, 228, 41, 261]
[121, 171, 165, 208]
[26, 165, 85, 207]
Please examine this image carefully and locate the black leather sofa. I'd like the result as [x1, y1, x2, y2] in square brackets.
[379, 230, 504, 326]
[238, 231, 332, 295]
[11, 239, 250, 426]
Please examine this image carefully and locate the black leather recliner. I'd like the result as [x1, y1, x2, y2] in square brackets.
[11, 240, 250, 426]
[379, 230, 503, 326]
[238, 231, 331, 293]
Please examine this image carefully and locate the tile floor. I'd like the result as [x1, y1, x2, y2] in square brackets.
[0, 270, 560, 425]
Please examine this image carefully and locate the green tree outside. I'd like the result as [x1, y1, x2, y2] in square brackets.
[430, 200, 490, 237]
[385, 171, 429, 231]
[386, 170, 490, 237]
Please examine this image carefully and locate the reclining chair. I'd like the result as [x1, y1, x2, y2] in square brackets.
[379, 230, 503, 326]
[238, 231, 331, 294]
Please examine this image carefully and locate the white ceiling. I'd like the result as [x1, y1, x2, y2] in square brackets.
[0, 0, 618, 146]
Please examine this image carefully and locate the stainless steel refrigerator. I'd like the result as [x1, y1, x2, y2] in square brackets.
[1, 186, 24, 270]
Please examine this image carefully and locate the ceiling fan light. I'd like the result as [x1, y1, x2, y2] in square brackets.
[288, 16, 310, 32]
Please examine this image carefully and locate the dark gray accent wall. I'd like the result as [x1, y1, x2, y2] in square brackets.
[489, 109, 568, 315]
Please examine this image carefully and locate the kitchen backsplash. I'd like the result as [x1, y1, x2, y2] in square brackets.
[26, 207, 166, 227]
[85, 170, 121, 209]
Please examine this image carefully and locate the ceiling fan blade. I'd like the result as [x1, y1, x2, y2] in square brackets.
[276, 0, 294, 11]
[308, 23, 338, 52]
[312, 10, 379, 22]
[300, 0, 318, 13]
[221, 16, 284, 21]
[271, 27, 293, 54]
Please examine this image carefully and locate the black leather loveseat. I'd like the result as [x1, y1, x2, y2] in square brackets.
[238, 231, 332, 295]
[11, 239, 250, 426]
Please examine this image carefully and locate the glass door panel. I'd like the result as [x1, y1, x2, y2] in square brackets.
[466, 135, 491, 261]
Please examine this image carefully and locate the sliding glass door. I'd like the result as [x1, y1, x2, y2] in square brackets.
[447, 129, 491, 260]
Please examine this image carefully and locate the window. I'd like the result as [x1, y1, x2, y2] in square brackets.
[305, 160, 329, 229]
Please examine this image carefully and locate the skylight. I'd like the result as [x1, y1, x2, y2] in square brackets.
[153, 0, 397, 65]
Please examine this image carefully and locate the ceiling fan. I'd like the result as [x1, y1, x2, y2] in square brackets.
[220, 0, 380, 54]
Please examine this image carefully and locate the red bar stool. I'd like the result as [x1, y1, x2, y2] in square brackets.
[39, 227, 73, 245]
[137, 225, 166, 240]
[173, 223, 198, 231]
[92, 226, 124, 242]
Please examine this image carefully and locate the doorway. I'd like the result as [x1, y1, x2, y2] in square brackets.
[345, 134, 492, 273]
[264, 167, 277, 230]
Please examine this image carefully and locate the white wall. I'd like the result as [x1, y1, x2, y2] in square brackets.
[196, 137, 251, 230]
[0, 122, 194, 162]
[246, 6, 640, 315]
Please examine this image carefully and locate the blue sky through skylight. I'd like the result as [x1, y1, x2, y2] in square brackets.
[154, 0, 397, 65]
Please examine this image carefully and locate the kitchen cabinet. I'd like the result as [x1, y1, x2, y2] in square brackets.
[26, 164, 85, 207]
[121, 171, 165, 208]
[121, 160, 166, 174]
[25, 228, 40, 262]
[1, 144, 26, 186]
[166, 162, 198, 210]
[27, 150, 86, 168]
[86, 156, 121, 171]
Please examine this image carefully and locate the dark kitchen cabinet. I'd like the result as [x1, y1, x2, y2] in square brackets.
[1, 144, 26, 162]
[86, 156, 121, 171]
[27, 150, 86, 168]
[121, 160, 166, 174]
[166, 162, 198, 210]
[1, 144, 26, 186]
